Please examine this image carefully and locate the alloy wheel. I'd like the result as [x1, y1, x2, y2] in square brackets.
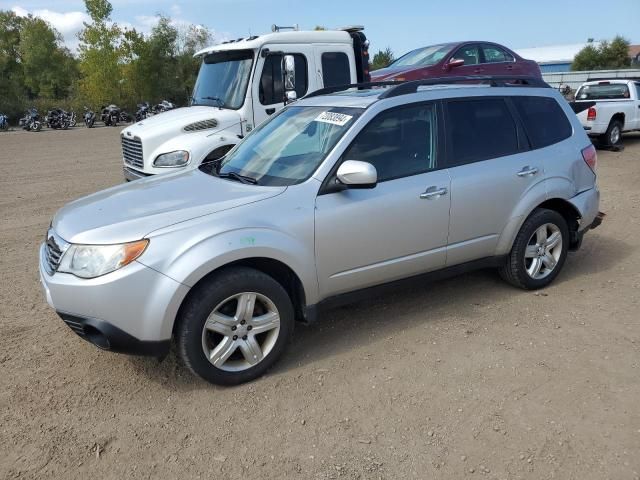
[524, 223, 563, 280]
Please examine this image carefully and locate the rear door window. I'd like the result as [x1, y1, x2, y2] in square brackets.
[512, 96, 572, 149]
[445, 98, 520, 166]
[481, 44, 515, 63]
[321, 52, 351, 87]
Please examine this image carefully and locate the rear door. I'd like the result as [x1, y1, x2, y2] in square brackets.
[443, 96, 541, 265]
[480, 43, 520, 76]
[252, 46, 313, 127]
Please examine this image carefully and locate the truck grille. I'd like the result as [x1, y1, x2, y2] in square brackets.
[122, 136, 144, 169]
[43, 229, 68, 275]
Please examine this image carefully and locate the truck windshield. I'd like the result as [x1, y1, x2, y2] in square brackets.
[204, 106, 362, 186]
[390, 43, 455, 68]
[192, 50, 254, 109]
[576, 83, 630, 100]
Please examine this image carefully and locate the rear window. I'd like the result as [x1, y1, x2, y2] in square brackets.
[446, 98, 519, 166]
[576, 83, 630, 100]
[512, 96, 572, 149]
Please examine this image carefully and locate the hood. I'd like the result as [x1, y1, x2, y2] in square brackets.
[122, 106, 242, 139]
[370, 65, 432, 81]
[53, 169, 286, 245]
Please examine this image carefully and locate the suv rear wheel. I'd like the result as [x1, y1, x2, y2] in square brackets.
[176, 266, 295, 385]
[500, 208, 569, 290]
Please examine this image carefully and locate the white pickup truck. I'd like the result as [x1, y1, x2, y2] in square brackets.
[121, 26, 370, 180]
[574, 79, 640, 148]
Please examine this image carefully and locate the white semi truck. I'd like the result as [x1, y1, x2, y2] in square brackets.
[121, 26, 370, 180]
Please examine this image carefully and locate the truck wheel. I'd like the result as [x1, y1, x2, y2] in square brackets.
[176, 266, 295, 385]
[601, 119, 623, 149]
[499, 208, 569, 290]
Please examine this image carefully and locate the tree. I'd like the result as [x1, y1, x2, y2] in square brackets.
[572, 36, 631, 71]
[371, 47, 395, 70]
[0, 11, 25, 118]
[77, 0, 124, 107]
[19, 16, 77, 99]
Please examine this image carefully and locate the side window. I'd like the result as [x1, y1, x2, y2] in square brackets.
[259, 54, 308, 105]
[342, 104, 437, 182]
[446, 98, 519, 166]
[512, 96, 572, 149]
[451, 44, 480, 65]
[481, 44, 515, 63]
[635, 83, 640, 99]
[321, 52, 350, 87]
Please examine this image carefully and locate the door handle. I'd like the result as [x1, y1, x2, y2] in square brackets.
[516, 166, 539, 177]
[420, 186, 448, 199]
[506, 65, 514, 70]
[265, 108, 276, 115]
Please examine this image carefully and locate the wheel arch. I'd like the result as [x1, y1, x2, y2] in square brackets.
[610, 112, 625, 128]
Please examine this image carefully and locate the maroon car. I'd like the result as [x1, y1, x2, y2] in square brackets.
[371, 41, 541, 82]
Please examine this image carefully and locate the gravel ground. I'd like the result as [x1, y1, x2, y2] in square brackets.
[1, 125, 639, 480]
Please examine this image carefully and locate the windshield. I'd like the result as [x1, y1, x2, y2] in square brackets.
[192, 50, 254, 109]
[576, 83, 630, 100]
[389, 43, 455, 68]
[203, 106, 362, 186]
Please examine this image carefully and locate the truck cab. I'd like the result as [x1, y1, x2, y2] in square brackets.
[121, 26, 370, 180]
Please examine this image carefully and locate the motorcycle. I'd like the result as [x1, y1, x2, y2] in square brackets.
[68, 110, 77, 127]
[19, 108, 42, 132]
[152, 99, 175, 115]
[135, 101, 151, 122]
[0, 113, 8, 131]
[45, 108, 70, 130]
[83, 107, 96, 128]
[119, 110, 132, 123]
[101, 104, 120, 127]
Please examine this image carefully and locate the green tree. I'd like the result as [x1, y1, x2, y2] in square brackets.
[0, 11, 25, 118]
[572, 36, 631, 71]
[19, 16, 77, 99]
[77, 0, 124, 107]
[371, 47, 395, 70]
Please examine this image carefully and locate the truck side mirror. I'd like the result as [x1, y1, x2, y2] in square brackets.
[282, 54, 296, 104]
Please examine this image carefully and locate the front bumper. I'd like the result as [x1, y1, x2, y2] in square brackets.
[123, 165, 152, 182]
[39, 243, 190, 356]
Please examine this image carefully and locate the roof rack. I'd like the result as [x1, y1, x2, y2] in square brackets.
[303, 75, 550, 101]
[302, 81, 403, 99]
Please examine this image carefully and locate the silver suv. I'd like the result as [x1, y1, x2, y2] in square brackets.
[39, 77, 602, 385]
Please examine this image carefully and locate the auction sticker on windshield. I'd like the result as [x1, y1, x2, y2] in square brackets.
[314, 111, 353, 126]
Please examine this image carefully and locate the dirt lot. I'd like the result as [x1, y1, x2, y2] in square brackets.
[0, 125, 639, 480]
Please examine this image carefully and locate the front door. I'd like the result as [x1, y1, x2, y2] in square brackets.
[251, 48, 313, 128]
[315, 103, 451, 298]
[448, 43, 484, 75]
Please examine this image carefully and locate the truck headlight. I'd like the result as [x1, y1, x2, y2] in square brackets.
[153, 150, 190, 167]
[57, 240, 149, 279]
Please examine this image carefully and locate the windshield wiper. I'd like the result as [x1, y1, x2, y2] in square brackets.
[218, 171, 258, 185]
[200, 96, 225, 107]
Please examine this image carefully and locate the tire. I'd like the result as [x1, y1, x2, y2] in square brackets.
[601, 119, 623, 148]
[31, 121, 41, 132]
[176, 266, 295, 385]
[499, 208, 569, 290]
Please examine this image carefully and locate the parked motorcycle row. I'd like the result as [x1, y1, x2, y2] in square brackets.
[2, 100, 174, 133]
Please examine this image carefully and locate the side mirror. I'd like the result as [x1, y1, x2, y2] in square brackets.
[446, 58, 465, 70]
[282, 54, 296, 104]
[336, 160, 377, 189]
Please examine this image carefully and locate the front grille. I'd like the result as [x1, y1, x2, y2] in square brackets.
[43, 229, 68, 275]
[121, 136, 144, 169]
[61, 316, 86, 337]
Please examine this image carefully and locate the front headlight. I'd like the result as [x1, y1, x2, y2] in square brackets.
[153, 150, 190, 168]
[58, 239, 149, 279]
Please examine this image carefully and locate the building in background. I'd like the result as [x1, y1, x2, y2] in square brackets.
[515, 43, 640, 73]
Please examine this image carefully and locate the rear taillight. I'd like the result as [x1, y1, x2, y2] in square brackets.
[581, 144, 597, 173]
[587, 107, 596, 121]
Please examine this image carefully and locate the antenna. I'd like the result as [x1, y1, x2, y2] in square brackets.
[271, 24, 299, 32]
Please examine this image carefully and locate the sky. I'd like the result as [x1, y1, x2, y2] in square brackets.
[2, 0, 639, 56]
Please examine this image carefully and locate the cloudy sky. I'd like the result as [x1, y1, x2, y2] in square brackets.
[2, 0, 638, 56]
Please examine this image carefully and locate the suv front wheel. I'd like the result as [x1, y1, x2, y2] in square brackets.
[176, 266, 295, 385]
[500, 208, 569, 290]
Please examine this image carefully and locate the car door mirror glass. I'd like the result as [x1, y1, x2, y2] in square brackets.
[336, 160, 377, 188]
